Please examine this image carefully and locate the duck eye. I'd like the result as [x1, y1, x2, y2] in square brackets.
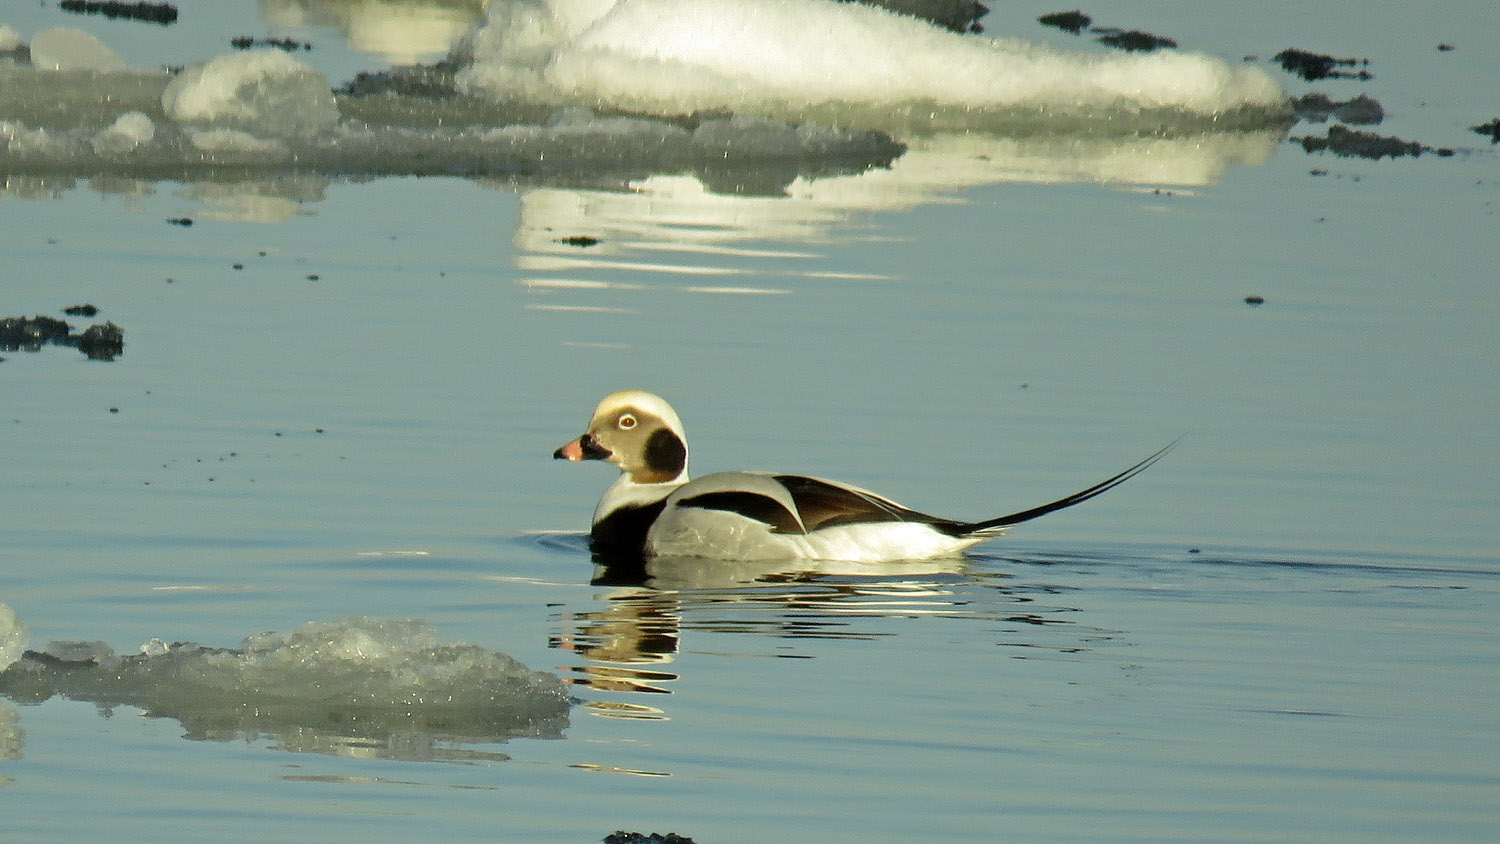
[617, 413, 637, 430]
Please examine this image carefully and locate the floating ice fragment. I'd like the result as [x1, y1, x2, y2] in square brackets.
[0, 120, 56, 156]
[162, 50, 339, 138]
[542, 106, 686, 138]
[0, 604, 26, 672]
[456, 0, 1286, 125]
[0, 617, 570, 761]
[454, 0, 616, 97]
[91, 110, 155, 155]
[30, 27, 126, 72]
[0, 23, 25, 58]
[0, 2, 1287, 186]
[692, 117, 800, 158]
[334, 2, 479, 64]
[188, 128, 288, 156]
[39, 639, 121, 669]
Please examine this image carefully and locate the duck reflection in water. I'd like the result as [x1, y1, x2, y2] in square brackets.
[551, 547, 1104, 720]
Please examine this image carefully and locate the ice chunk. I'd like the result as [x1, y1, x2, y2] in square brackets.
[453, 0, 617, 97]
[0, 1, 1282, 190]
[91, 110, 155, 156]
[1, 120, 61, 161]
[341, 4, 484, 64]
[188, 128, 288, 156]
[0, 23, 26, 63]
[457, 0, 1285, 129]
[38, 639, 121, 668]
[161, 50, 339, 138]
[29, 27, 125, 72]
[0, 617, 570, 761]
[0, 603, 25, 673]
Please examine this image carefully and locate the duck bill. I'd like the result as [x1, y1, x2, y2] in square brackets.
[553, 437, 587, 461]
[553, 435, 610, 462]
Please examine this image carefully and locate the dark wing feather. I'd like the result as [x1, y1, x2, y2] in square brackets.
[772, 475, 964, 533]
[674, 440, 1174, 541]
[675, 490, 805, 534]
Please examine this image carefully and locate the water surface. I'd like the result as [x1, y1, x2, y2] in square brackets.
[2, 2, 1497, 842]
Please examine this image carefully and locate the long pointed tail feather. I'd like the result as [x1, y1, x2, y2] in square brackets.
[958, 439, 1179, 536]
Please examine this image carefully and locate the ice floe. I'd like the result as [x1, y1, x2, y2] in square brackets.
[0, 2, 1290, 189]
[161, 49, 340, 137]
[0, 603, 25, 673]
[0, 614, 570, 761]
[456, 0, 1287, 133]
[28, 26, 124, 71]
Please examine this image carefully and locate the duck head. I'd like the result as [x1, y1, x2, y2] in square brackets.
[553, 390, 689, 485]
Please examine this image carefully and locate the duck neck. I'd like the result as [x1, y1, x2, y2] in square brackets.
[594, 471, 687, 525]
[590, 471, 688, 560]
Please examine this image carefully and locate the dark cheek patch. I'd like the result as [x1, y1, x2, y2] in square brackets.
[642, 427, 687, 480]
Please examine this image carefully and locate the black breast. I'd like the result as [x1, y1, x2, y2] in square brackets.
[589, 500, 668, 561]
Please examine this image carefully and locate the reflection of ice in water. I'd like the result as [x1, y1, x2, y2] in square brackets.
[0, 614, 570, 763]
[0, 700, 19, 765]
[262, 0, 485, 64]
[0, 604, 28, 766]
[513, 127, 1282, 315]
[178, 177, 328, 223]
[519, 129, 1281, 248]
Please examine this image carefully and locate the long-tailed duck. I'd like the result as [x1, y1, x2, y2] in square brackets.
[555, 390, 1171, 563]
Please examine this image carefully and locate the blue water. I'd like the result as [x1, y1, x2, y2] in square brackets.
[3, 2, 1498, 842]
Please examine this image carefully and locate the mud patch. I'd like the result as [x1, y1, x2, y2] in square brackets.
[59, 0, 178, 26]
[1294, 125, 1454, 160]
[1038, 11, 1092, 34]
[0, 313, 124, 361]
[1471, 118, 1500, 144]
[230, 36, 313, 53]
[1292, 93, 1384, 125]
[1037, 11, 1177, 52]
[1095, 29, 1177, 52]
[1274, 48, 1372, 81]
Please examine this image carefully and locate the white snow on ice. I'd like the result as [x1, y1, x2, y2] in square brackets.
[456, 0, 1285, 121]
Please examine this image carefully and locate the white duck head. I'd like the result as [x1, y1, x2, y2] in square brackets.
[553, 390, 689, 485]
